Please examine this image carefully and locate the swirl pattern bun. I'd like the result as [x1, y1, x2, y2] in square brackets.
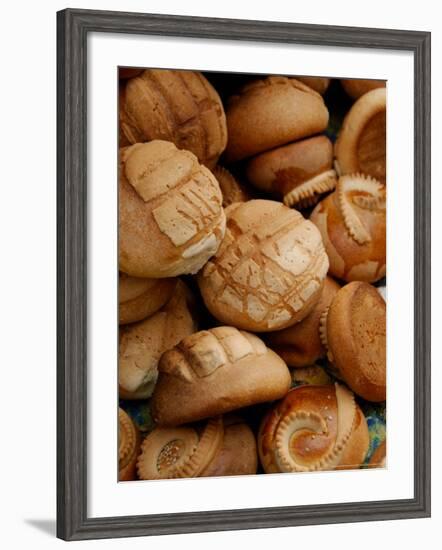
[119, 69, 227, 168]
[119, 141, 226, 278]
[151, 326, 291, 426]
[320, 281, 386, 402]
[310, 174, 386, 283]
[198, 200, 329, 332]
[119, 408, 141, 481]
[225, 76, 329, 162]
[258, 383, 369, 473]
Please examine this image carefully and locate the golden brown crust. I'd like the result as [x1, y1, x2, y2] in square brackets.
[295, 76, 331, 95]
[325, 282, 386, 402]
[225, 76, 329, 162]
[212, 165, 250, 207]
[119, 408, 141, 481]
[310, 174, 386, 283]
[119, 281, 198, 400]
[335, 88, 386, 184]
[368, 440, 386, 468]
[119, 141, 226, 278]
[265, 277, 341, 368]
[337, 405, 370, 469]
[341, 79, 386, 100]
[119, 272, 177, 324]
[119, 69, 227, 168]
[258, 384, 367, 473]
[198, 200, 329, 332]
[151, 326, 291, 426]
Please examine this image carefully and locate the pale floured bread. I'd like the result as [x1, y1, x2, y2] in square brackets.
[119, 141, 226, 278]
[136, 415, 257, 480]
[265, 276, 341, 368]
[246, 136, 337, 209]
[119, 69, 227, 168]
[295, 76, 330, 95]
[258, 383, 369, 473]
[198, 200, 329, 332]
[310, 174, 386, 283]
[320, 281, 386, 402]
[341, 78, 386, 100]
[119, 281, 198, 400]
[119, 272, 177, 325]
[119, 408, 141, 481]
[335, 88, 386, 184]
[212, 165, 250, 207]
[225, 76, 329, 162]
[151, 326, 291, 426]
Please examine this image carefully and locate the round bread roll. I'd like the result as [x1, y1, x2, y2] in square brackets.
[319, 281, 386, 402]
[119, 141, 226, 278]
[151, 326, 291, 426]
[212, 165, 250, 207]
[136, 415, 257, 480]
[119, 408, 141, 481]
[368, 440, 386, 468]
[119, 67, 143, 80]
[246, 136, 337, 209]
[119, 281, 198, 400]
[295, 76, 331, 95]
[310, 174, 386, 283]
[341, 78, 386, 100]
[258, 383, 369, 473]
[198, 200, 329, 332]
[335, 88, 386, 185]
[266, 276, 341, 368]
[225, 76, 329, 162]
[119, 69, 227, 168]
[119, 272, 177, 325]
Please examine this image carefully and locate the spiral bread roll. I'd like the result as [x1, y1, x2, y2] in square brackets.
[198, 200, 329, 332]
[246, 136, 337, 209]
[119, 69, 227, 168]
[212, 165, 250, 207]
[151, 326, 291, 426]
[319, 281, 386, 402]
[119, 141, 226, 278]
[310, 174, 386, 283]
[258, 383, 369, 473]
[224, 76, 329, 162]
[119, 272, 177, 325]
[119, 408, 141, 481]
[341, 79, 386, 100]
[266, 276, 341, 368]
[119, 281, 198, 400]
[137, 415, 257, 480]
[335, 88, 386, 185]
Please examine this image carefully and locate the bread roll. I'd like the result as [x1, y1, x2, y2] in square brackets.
[212, 165, 250, 207]
[295, 76, 330, 95]
[119, 408, 141, 481]
[320, 281, 386, 402]
[119, 272, 176, 325]
[341, 78, 385, 100]
[198, 200, 329, 332]
[137, 415, 257, 480]
[151, 326, 291, 426]
[119, 69, 227, 168]
[310, 174, 386, 283]
[258, 383, 369, 473]
[266, 276, 341, 368]
[246, 136, 337, 209]
[368, 440, 386, 467]
[225, 76, 329, 162]
[119, 141, 225, 278]
[335, 88, 386, 184]
[119, 281, 197, 399]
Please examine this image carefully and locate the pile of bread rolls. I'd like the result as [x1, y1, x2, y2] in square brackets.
[118, 68, 387, 481]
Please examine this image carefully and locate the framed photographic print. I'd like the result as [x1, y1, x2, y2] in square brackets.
[57, 8, 431, 541]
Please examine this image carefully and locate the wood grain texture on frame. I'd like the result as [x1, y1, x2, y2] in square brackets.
[56, 8, 431, 541]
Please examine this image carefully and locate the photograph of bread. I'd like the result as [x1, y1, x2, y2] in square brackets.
[118, 68, 387, 481]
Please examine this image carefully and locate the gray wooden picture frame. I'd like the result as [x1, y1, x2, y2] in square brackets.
[57, 8, 431, 541]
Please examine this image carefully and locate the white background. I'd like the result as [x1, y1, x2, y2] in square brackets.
[0, 0, 439, 548]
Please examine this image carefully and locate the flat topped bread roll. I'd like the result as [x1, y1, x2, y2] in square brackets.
[198, 200, 329, 332]
[320, 281, 386, 402]
[151, 326, 291, 426]
[258, 383, 369, 473]
[120, 69, 227, 168]
[119, 141, 226, 278]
